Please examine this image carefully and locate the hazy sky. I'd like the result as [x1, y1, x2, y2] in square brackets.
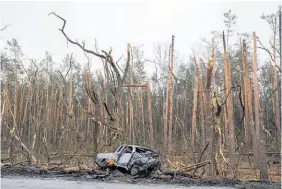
[0, 0, 281, 75]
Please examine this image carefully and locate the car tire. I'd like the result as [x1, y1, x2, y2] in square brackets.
[130, 165, 139, 176]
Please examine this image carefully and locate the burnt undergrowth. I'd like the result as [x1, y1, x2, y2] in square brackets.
[1, 164, 281, 189]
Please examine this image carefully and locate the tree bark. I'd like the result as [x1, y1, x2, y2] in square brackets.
[10, 70, 18, 166]
[163, 85, 169, 152]
[193, 56, 205, 150]
[252, 32, 260, 168]
[260, 98, 269, 180]
[242, 40, 256, 163]
[194, 59, 206, 150]
[272, 29, 281, 135]
[168, 35, 175, 158]
[253, 32, 268, 178]
[191, 57, 199, 151]
[146, 82, 154, 149]
[240, 46, 250, 146]
[223, 31, 236, 171]
[129, 50, 135, 144]
[204, 44, 216, 177]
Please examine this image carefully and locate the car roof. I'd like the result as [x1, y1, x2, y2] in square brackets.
[122, 144, 153, 151]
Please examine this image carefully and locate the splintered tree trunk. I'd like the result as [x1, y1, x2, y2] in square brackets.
[164, 45, 171, 154]
[253, 32, 268, 178]
[272, 31, 281, 135]
[223, 104, 228, 149]
[35, 83, 41, 164]
[119, 91, 123, 147]
[22, 85, 32, 156]
[191, 56, 200, 151]
[241, 68, 250, 143]
[93, 103, 100, 156]
[260, 99, 268, 179]
[139, 89, 145, 145]
[191, 83, 198, 150]
[163, 86, 169, 152]
[204, 44, 216, 176]
[195, 61, 206, 150]
[212, 89, 223, 173]
[127, 91, 131, 143]
[223, 31, 236, 170]
[252, 32, 260, 168]
[56, 88, 62, 148]
[67, 70, 73, 150]
[199, 85, 206, 149]
[11, 71, 18, 166]
[146, 82, 154, 149]
[98, 85, 103, 146]
[129, 51, 135, 144]
[241, 42, 250, 146]
[2, 87, 8, 150]
[125, 102, 129, 143]
[129, 88, 134, 143]
[44, 77, 50, 161]
[18, 83, 24, 138]
[103, 60, 109, 144]
[168, 35, 175, 158]
[242, 40, 256, 159]
[86, 72, 92, 145]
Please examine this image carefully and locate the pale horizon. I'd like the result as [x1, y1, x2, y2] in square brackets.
[1, 1, 281, 75]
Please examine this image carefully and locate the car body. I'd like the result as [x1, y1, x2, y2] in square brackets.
[95, 144, 160, 176]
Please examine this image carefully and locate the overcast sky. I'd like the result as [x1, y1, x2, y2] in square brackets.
[0, 0, 281, 75]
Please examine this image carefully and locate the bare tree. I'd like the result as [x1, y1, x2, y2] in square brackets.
[49, 12, 130, 125]
[223, 31, 236, 175]
[259, 10, 281, 135]
[191, 57, 199, 152]
[253, 32, 268, 179]
[168, 36, 175, 158]
[204, 40, 216, 176]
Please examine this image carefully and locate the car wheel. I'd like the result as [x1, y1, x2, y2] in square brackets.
[130, 165, 139, 176]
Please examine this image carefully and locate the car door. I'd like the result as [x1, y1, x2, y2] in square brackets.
[117, 146, 134, 167]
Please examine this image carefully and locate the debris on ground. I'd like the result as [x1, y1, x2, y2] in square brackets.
[2, 144, 280, 188]
[1, 164, 281, 189]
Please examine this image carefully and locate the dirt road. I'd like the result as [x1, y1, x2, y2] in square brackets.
[1, 177, 234, 189]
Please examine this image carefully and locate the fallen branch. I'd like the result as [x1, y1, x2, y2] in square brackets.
[167, 159, 186, 170]
[197, 142, 209, 163]
[162, 170, 201, 179]
[2, 121, 36, 163]
[192, 142, 209, 174]
[180, 160, 211, 172]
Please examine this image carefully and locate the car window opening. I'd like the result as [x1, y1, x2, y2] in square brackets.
[136, 147, 147, 153]
[124, 146, 133, 153]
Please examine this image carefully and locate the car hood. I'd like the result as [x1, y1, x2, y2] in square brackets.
[96, 153, 118, 161]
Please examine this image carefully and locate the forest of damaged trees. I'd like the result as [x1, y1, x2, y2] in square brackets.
[1, 8, 281, 181]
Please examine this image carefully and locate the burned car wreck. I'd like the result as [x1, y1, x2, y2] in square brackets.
[95, 144, 160, 176]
